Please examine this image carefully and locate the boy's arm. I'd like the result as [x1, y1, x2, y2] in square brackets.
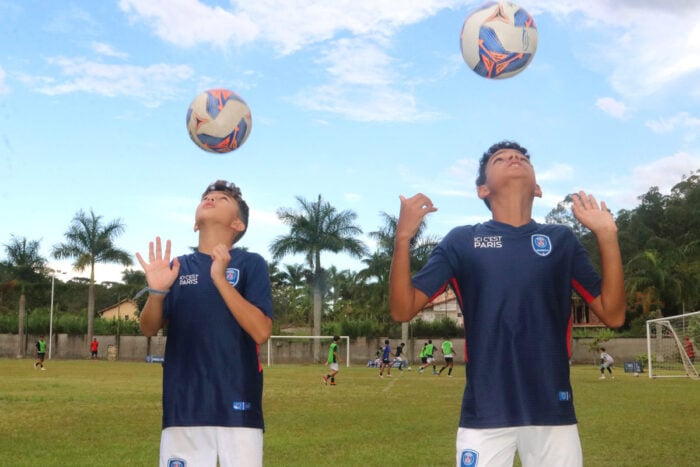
[572, 191, 626, 328]
[210, 244, 272, 345]
[389, 194, 436, 322]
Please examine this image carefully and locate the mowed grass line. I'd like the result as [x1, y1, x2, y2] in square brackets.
[1, 359, 699, 466]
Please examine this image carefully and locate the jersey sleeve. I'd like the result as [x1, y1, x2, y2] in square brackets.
[412, 228, 460, 299]
[570, 233, 602, 304]
[245, 253, 274, 320]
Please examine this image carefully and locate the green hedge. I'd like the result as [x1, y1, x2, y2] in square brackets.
[0, 309, 141, 335]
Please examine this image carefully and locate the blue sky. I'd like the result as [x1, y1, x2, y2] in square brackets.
[1, 0, 699, 283]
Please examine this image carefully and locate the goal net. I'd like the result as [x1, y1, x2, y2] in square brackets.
[646, 311, 699, 379]
[265, 335, 350, 367]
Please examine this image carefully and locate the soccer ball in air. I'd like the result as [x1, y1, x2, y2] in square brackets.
[460, 1, 538, 79]
[186, 89, 252, 153]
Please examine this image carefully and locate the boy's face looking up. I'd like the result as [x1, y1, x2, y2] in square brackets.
[195, 180, 249, 243]
[477, 145, 541, 209]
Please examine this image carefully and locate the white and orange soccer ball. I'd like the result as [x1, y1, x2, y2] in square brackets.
[460, 1, 538, 79]
[186, 89, 252, 153]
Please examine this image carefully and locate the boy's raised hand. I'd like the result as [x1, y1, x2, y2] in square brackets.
[396, 193, 438, 241]
[136, 236, 180, 291]
[571, 191, 617, 235]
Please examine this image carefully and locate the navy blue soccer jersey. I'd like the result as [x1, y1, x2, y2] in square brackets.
[412, 220, 601, 429]
[382, 345, 392, 360]
[161, 249, 273, 430]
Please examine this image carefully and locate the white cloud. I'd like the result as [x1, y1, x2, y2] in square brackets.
[646, 112, 700, 140]
[595, 97, 627, 119]
[91, 42, 129, 59]
[536, 163, 575, 182]
[602, 151, 700, 208]
[32, 57, 194, 106]
[0, 67, 8, 94]
[118, 0, 260, 49]
[533, 0, 700, 100]
[117, 0, 458, 120]
[630, 151, 700, 196]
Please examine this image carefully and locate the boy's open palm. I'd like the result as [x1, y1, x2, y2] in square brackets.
[571, 191, 617, 235]
[136, 237, 180, 290]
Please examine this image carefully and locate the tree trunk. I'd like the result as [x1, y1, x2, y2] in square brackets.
[17, 294, 26, 358]
[87, 272, 95, 352]
[312, 282, 322, 362]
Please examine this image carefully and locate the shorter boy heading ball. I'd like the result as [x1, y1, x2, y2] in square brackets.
[460, 1, 538, 79]
[186, 88, 252, 154]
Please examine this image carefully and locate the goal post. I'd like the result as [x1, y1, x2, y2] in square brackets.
[646, 311, 700, 379]
[266, 335, 350, 367]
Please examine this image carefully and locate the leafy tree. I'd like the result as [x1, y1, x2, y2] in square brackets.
[544, 194, 588, 239]
[52, 209, 132, 344]
[2, 236, 46, 357]
[270, 195, 368, 361]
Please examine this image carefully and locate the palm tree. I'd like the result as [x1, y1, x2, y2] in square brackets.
[52, 209, 132, 344]
[2, 236, 46, 357]
[270, 195, 368, 361]
[365, 212, 438, 337]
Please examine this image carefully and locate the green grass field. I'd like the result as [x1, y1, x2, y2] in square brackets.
[1, 359, 698, 466]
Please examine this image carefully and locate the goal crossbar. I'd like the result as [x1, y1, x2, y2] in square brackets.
[266, 335, 350, 367]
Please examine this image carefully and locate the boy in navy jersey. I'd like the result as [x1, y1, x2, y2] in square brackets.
[137, 180, 273, 467]
[389, 141, 625, 467]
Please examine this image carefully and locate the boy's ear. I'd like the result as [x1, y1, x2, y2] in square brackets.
[534, 183, 542, 198]
[230, 218, 245, 234]
[193, 223, 199, 232]
[477, 184, 490, 201]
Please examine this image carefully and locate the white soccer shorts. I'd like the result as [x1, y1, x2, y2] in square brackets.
[329, 362, 339, 372]
[160, 426, 263, 467]
[456, 424, 582, 467]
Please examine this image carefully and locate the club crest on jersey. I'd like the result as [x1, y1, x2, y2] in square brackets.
[226, 268, 240, 286]
[168, 458, 186, 467]
[460, 449, 479, 467]
[531, 234, 552, 256]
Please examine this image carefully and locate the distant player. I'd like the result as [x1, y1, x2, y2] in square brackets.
[599, 347, 614, 379]
[324, 336, 341, 386]
[438, 338, 454, 377]
[90, 337, 99, 359]
[34, 335, 46, 370]
[394, 342, 406, 370]
[684, 336, 695, 363]
[390, 141, 625, 466]
[379, 339, 393, 377]
[418, 339, 437, 374]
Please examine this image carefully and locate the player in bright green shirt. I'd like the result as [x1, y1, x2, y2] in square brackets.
[323, 336, 341, 386]
[438, 339, 455, 377]
[419, 340, 437, 374]
[34, 335, 47, 370]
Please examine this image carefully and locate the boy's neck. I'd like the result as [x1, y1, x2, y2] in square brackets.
[488, 193, 534, 227]
[197, 227, 235, 254]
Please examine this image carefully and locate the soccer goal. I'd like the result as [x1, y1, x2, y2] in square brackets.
[646, 311, 700, 379]
[266, 335, 350, 367]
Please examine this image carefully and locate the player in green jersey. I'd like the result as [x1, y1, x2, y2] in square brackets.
[323, 336, 341, 386]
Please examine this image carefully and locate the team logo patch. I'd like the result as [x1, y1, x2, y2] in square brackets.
[225, 268, 240, 286]
[168, 458, 186, 467]
[233, 401, 251, 411]
[531, 234, 552, 256]
[461, 449, 479, 467]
